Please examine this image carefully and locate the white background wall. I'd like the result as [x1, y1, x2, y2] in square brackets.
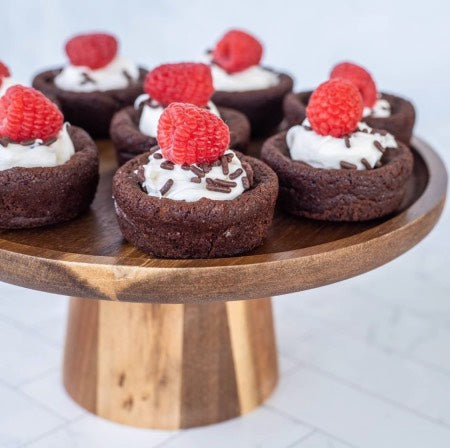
[2, 0, 449, 136]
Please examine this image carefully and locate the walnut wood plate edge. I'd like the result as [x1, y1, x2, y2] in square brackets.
[0, 136, 446, 303]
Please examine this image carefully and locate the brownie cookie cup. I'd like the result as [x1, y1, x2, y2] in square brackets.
[206, 29, 293, 136]
[110, 62, 250, 166]
[113, 102, 278, 259]
[263, 80, 413, 222]
[0, 86, 99, 229]
[32, 32, 146, 138]
[283, 62, 415, 143]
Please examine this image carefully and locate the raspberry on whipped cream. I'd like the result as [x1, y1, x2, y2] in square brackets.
[208, 29, 279, 92]
[136, 63, 220, 138]
[139, 102, 252, 201]
[54, 32, 139, 93]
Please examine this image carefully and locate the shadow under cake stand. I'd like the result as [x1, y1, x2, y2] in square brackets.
[0, 137, 446, 429]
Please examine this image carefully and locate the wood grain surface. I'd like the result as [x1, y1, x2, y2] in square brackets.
[0, 137, 446, 303]
[64, 296, 277, 429]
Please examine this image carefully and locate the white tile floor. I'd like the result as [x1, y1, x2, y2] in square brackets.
[0, 127, 448, 447]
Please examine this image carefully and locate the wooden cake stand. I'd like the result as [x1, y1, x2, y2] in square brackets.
[0, 137, 446, 429]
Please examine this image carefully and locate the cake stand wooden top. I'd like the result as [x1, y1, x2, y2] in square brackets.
[0, 137, 446, 303]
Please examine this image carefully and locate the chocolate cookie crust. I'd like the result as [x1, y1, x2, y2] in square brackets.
[212, 71, 294, 137]
[261, 131, 413, 222]
[110, 105, 251, 167]
[113, 151, 279, 258]
[32, 68, 147, 138]
[283, 91, 416, 143]
[0, 126, 99, 229]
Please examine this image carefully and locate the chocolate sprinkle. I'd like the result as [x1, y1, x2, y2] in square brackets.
[303, 125, 312, 131]
[190, 176, 201, 183]
[225, 153, 234, 162]
[373, 140, 386, 153]
[205, 178, 214, 185]
[212, 178, 237, 188]
[160, 179, 174, 196]
[0, 137, 10, 147]
[206, 184, 231, 193]
[80, 72, 96, 85]
[148, 146, 160, 155]
[190, 165, 205, 177]
[242, 176, 250, 190]
[181, 164, 191, 170]
[340, 161, 357, 170]
[344, 137, 351, 148]
[212, 160, 222, 167]
[122, 69, 133, 84]
[221, 156, 229, 175]
[44, 137, 57, 146]
[20, 139, 36, 146]
[153, 153, 163, 159]
[361, 158, 372, 170]
[229, 168, 243, 180]
[375, 160, 383, 168]
[160, 161, 175, 170]
[200, 163, 212, 173]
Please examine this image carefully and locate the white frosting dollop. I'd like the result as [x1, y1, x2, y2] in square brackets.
[135, 94, 220, 138]
[211, 64, 279, 92]
[363, 97, 391, 118]
[0, 123, 75, 171]
[54, 56, 139, 92]
[0, 77, 20, 97]
[141, 149, 247, 201]
[287, 120, 397, 170]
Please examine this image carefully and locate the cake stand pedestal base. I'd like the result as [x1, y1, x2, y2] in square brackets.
[63, 296, 278, 429]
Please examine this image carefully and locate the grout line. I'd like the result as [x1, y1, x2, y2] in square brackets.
[285, 429, 316, 448]
[153, 431, 182, 447]
[280, 360, 450, 431]
[16, 366, 61, 389]
[0, 312, 65, 350]
[265, 404, 358, 448]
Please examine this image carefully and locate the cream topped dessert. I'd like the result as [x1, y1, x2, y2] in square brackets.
[289, 78, 397, 171]
[209, 29, 279, 91]
[287, 120, 397, 170]
[0, 86, 74, 171]
[138, 102, 252, 202]
[54, 32, 139, 93]
[136, 62, 218, 138]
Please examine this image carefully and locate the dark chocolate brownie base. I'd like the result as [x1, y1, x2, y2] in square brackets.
[212, 71, 294, 137]
[261, 131, 413, 222]
[110, 105, 251, 167]
[283, 91, 416, 144]
[32, 68, 147, 139]
[112, 151, 279, 258]
[0, 126, 99, 229]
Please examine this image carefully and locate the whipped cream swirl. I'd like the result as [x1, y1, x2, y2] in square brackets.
[134, 94, 220, 138]
[140, 148, 249, 201]
[210, 63, 279, 92]
[287, 120, 397, 170]
[363, 97, 391, 118]
[54, 56, 139, 92]
[0, 77, 19, 97]
[0, 123, 75, 171]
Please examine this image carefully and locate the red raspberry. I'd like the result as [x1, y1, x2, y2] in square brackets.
[65, 32, 118, 70]
[306, 79, 363, 137]
[330, 62, 377, 108]
[0, 61, 10, 78]
[212, 29, 263, 74]
[157, 103, 230, 165]
[145, 63, 214, 107]
[0, 86, 63, 142]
